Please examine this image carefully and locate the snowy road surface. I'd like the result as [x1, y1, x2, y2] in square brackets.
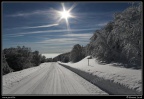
[3, 62, 107, 95]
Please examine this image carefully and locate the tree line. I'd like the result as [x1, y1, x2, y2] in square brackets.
[53, 44, 86, 63]
[2, 46, 47, 75]
[85, 3, 142, 68]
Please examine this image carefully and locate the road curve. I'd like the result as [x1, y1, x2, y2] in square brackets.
[3, 62, 107, 95]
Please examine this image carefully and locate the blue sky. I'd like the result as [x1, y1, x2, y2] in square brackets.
[2, 2, 132, 54]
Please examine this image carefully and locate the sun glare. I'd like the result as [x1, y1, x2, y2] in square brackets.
[51, 3, 77, 33]
[60, 10, 71, 20]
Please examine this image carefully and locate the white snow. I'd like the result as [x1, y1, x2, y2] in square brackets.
[2, 63, 47, 90]
[2, 56, 142, 95]
[59, 56, 142, 93]
[2, 62, 107, 95]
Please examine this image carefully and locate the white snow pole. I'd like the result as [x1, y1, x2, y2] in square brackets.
[88, 58, 89, 66]
[87, 56, 92, 66]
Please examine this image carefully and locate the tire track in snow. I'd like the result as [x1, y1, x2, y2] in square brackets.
[3, 62, 108, 95]
[3, 63, 52, 94]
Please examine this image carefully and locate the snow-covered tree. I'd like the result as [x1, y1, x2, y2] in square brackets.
[85, 3, 142, 68]
[70, 44, 85, 62]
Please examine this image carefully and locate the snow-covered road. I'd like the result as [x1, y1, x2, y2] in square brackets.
[3, 62, 107, 95]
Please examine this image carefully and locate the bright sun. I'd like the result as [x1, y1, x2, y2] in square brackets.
[60, 10, 71, 20]
[59, 3, 73, 21]
[52, 3, 77, 32]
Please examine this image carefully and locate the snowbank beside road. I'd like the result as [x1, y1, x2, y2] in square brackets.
[2, 63, 48, 90]
[58, 56, 142, 94]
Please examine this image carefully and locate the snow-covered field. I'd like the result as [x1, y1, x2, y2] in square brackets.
[59, 56, 142, 94]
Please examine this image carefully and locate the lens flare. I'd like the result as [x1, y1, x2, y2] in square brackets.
[60, 10, 71, 19]
[52, 3, 77, 33]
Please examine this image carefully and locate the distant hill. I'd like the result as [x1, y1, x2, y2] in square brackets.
[53, 52, 71, 63]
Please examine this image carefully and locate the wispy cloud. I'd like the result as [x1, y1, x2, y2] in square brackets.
[6, 10, 51, 17]
[2, 36, 88, 53]
[97, 22, 108, 26]
[8, 35, 24, 37]
[11, 24, 59, 29]
[62, 33, 93, 40]
[36, 38, 78, 44]
[35, 36, 89, 47]
[62, 33, 92, 37]
[4, 28, 96, 37]
[3, 34, 24, 37]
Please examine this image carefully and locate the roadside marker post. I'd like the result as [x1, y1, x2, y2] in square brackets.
[87, 56, 92, 66]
